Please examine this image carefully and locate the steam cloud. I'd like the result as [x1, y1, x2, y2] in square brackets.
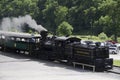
[0, 15, 47, 32]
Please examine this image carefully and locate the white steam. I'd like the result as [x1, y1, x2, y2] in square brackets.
[0, 15, 47, 32]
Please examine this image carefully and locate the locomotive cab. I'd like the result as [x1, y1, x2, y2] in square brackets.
[54, 37, 81, 61]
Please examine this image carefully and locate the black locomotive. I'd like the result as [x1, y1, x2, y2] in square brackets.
[0, 30, 113, 72]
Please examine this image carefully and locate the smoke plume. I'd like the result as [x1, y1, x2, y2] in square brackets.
[0, 15, 47, 32]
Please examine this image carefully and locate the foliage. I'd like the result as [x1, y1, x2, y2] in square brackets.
[95, 0, 120, 41]
[98, 32, 108, 40]
[54, 6, 68, 26]
[42, 0, 58, 32]
[0, 0, 39, 18]
[0, 0, 120, 41]
[110, 35, 115, 40]
[56, 21, 73, 36]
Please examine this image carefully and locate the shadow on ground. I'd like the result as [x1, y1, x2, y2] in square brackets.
[0, 51, 93, 73]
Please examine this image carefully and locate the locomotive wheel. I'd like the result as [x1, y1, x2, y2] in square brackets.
[95, 59, 104, 72]
[0, 47, 3, 51]
[48, 58, 55, 61]
[112, 51, 116, 54]
[67, 57, 73, 65]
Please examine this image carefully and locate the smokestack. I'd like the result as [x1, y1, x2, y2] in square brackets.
[40, 30, 48, 41]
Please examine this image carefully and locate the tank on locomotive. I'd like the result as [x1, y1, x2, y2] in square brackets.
[67, 40, 113, 71]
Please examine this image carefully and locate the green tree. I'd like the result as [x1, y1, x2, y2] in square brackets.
[1, 0, 120, 37]
[94, 15, 112, 35]
[54, 6, 68, 26]
[0, 0, 39, 18]
[56, 21, 73, 36]
[96, 0, 120, 41]
[35, 0, 46, 24]
[98, 32, 108, 40]
[67, 0, 99, 34]
[42, 0, 58, 32]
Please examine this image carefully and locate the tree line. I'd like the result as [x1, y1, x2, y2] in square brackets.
[0, 0, 120, 41]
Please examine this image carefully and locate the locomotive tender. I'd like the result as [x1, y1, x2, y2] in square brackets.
[0, 30, 113, 72]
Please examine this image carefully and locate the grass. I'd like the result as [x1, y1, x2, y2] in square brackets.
[72, 35, 109, 42]
[72, 35, 120, 43]
[113, 60, 120, 66]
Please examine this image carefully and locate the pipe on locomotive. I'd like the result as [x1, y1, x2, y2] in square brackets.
[40, 30, 48, 41]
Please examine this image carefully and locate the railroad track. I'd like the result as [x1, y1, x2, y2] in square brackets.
[106, 66, 120, 74]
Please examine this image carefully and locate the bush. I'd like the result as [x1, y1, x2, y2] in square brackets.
[117, 37, 120, 43]
[56, 21, 73, 36]
[98, 32, 108, 40]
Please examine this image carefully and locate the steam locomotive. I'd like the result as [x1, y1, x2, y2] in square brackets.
[0, 30, 113, 72]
